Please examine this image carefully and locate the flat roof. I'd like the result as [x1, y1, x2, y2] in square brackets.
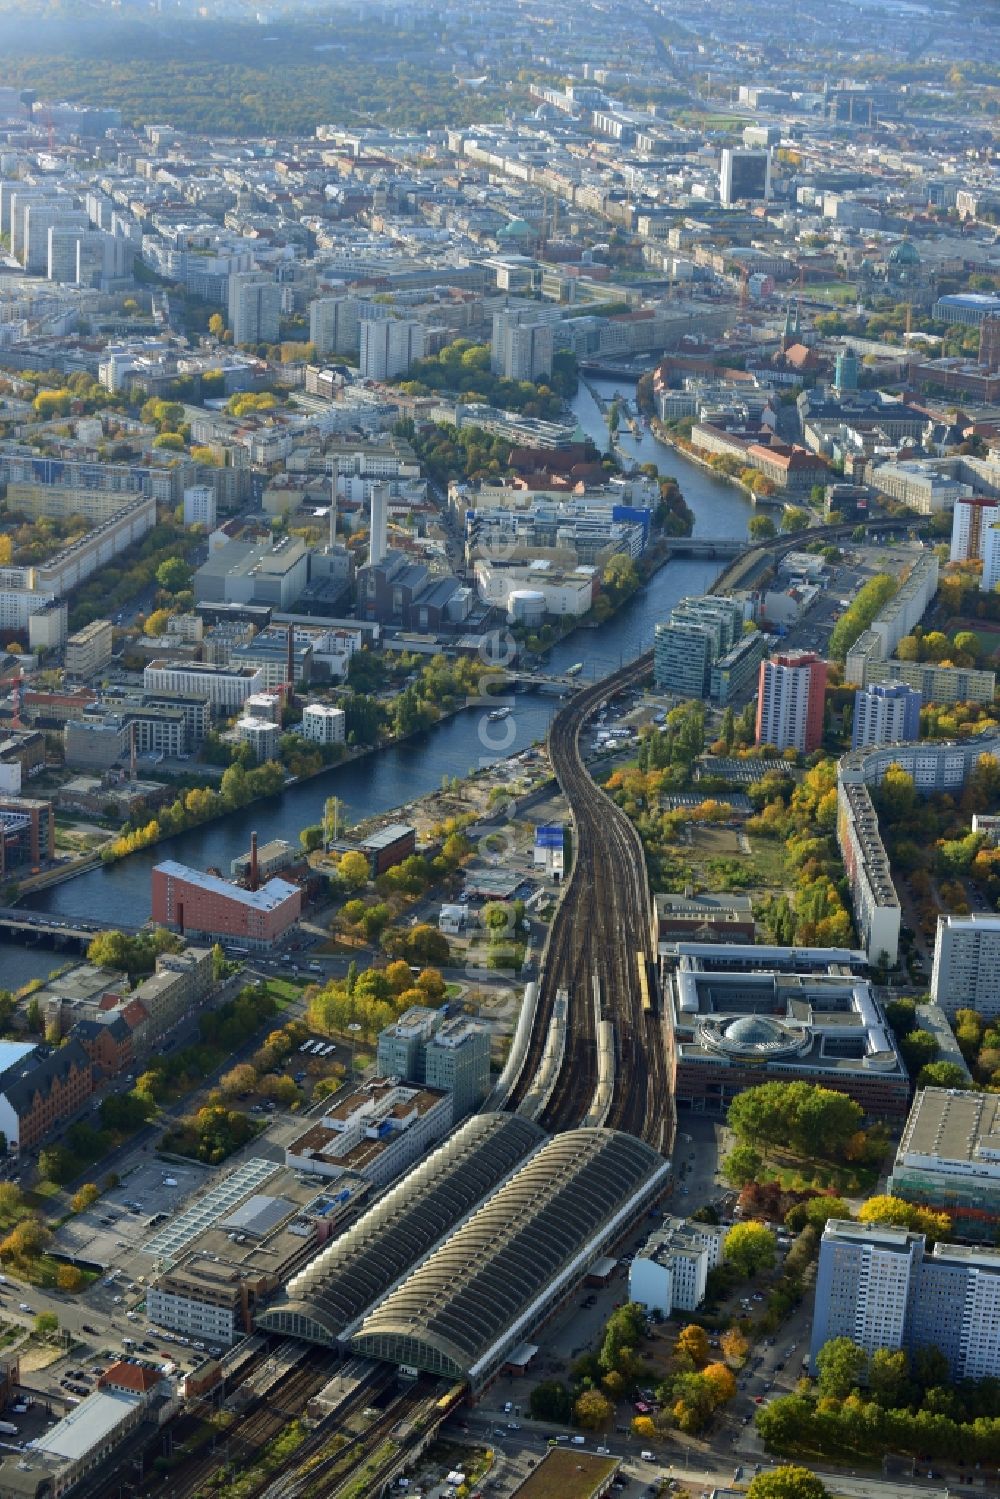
[31, 1389, 138, 1461]
[154, 860, 298, 911]
[0, 1042, 37, 1077]
[510, 1447, 618, 1499]
[896, 1087, 1000, 1167]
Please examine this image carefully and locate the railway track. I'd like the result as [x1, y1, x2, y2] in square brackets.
[506, 652, 673, 1150]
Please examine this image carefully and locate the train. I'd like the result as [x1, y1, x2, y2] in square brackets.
[637, 951, 653, 1014]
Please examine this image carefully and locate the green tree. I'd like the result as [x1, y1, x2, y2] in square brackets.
[529, 1380, 571, 1422]
[33, 1312, 58, 1338]
[747, 1467, 827, 1499]
[917, 1060, 972, 1090]
[155, 556, 192, 594]
[722, 1143, 762, 1187]
[749, 514, 777, 540]
[815, 1337, 867, 1399]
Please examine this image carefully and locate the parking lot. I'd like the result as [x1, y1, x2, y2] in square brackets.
[52, 1159, 206, 1270]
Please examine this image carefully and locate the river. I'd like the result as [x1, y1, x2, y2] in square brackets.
[8, 377, 751, 951]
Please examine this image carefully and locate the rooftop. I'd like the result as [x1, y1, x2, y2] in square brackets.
[30, 1389, 141, 1462]
[154, 860, 299, 911]
[895, 1087, 1000, 1170]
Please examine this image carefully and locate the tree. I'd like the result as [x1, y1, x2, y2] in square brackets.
[724, 1222, 777, 1277]
[747, 1467, 827, 1499]
[574, 1388, 613, 1430]
[857, 1194, 951, 1241]
[703, 1362, 737, 1404]
[143, 608, 171, 637]
[869, 1348, 911, 1408]
[33, 1312, 58, 1338]
[781, 506, 809, 533]
[208, 312, 225, 338]
[529, 1380, 571, 1422]
[25, 996, 43, 1034]
[917, 1061, 972, 1090]
[155, 557, 192, 594]
[815, 1336, 867, 1399]
[56, 1264, 84, 1293]
[722, 1143, 762, 1187]
[899, 1028, 938, 1073]
[749, 514, 777, 540]
[70, 1183, 100, 1214]
[38, 1145, 74, 1183]
[721, 1328, 749, 1366]
[338, 850, 370, 890]
[675, 1324, 710, 1365]
[632, 1414, 656, 1438]
[220, 1063, 258, 1098]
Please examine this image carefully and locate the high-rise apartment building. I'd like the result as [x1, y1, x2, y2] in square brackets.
[951, 496, 1000, 563]
[851, 682, 922, 750]
[358, 318, 426, 381]
[309, 296, 361, 358]
[810, 1220, 921, 1364]
[930, 914, 1000, 1016]
[756, 650, 827, 753]
[369, 482, 388, 566]
[183, 485, 217, 531]
[982, 521, 1000, 592]
[810, 1218, 1000, 1383]
[719, 148, 771, 206]
[490, 308, 555, 381]
[228, 273, 281, 346]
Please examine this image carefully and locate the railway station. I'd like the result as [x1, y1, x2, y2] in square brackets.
[350, 1127, 671, 1389]
[256, 1112, 545, 1344]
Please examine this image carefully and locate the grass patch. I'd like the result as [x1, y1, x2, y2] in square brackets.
[263, 978, 308, 1006]
[745, 834, 788, 887]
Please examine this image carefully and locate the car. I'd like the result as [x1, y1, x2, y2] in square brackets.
[754, 1396, 764, 1404]
[112, 1297, 123, 1305]
[17, 1304, 30, 1314]
[596, 1446, 610, 1455]
[503, 1402, 512, 1414]
[81, 1324, 97, 1335]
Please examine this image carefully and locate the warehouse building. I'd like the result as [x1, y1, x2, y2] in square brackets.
[350, 1128, 670, 1388]
[257, 1113, 545, 1345]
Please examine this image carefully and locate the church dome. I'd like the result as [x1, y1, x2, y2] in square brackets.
[888, 239, 920, 267]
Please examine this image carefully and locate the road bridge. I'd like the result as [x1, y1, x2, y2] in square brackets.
[0, 907, 130, 950]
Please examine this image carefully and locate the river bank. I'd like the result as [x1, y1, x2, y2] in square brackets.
[650, 416, 765, 507]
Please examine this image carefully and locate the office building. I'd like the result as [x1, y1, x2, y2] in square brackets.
[151, 860, 301, 948]
[65, 619, 114, 680]
[376, 1005, 491, 1118]
[951, 496, 1000, 563]
[300, 704, 346, 746]
[930, 914, 1000, 1016]
[629, 1216, 725, 1315]
[309, 295, 361, 358]
[0, 794, 54, 881]
[889, 1088, 1000, 1239]
[709, 630, 769, 706]
[653, 595, 745, 697]
[0, 1038, 94, 1151]
[183, 485, 217, 531]
[285, 1077, 453, 1188]
[810, 1218, 1000, 1382]
[491, 309, 554, 381]
[851, 683, 922, 750]
[662, 942, 909, 1119]
[836, 779, 900, 966]
[719, 148, 771, 206]
[228, 272, 281, 346]
[358, 318, 426, 381]
[756, 651, 827, 753]
[143, 661, 264, 714]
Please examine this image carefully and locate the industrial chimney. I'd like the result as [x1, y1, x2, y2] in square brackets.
[249, 831, 259, 892]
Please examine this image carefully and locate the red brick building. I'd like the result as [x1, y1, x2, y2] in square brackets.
[151, 860, 301, 949]
[0, 1040, 94, 1151]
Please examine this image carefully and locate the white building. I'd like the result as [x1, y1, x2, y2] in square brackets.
[300, 703, 346, 745]
[309, 295, 361, 357]
[228, 272, 281, 346]
[983, 521, 1000, 592]
[369, 481, 388, 566]
[951, 497, 1000, 563]
[836, 780, 901, 967]
[234, 716, 280, 763]
[629, 1216, 725, 1315]
[285, 1079, 453, 1189]
[359, 318, 426, 381]
[183, 485, 217, 531]
[474, 559, 595, 618]
[143, 661, 264, 713]
[491, 308, 555, 381]
[931, 914, 1000, 1017]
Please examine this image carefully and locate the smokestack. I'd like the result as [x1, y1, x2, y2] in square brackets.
[369, 482, 388, 567]
[286, 624, 295, 710]
[249, 831, 259, 892]
[329, 476, 338, 547]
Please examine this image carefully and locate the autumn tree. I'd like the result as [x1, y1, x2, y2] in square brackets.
[70, 1183, 100, 1214]
[724, 1221, 777, 1277]
[574, 1388, 613, 1430]
[720, 1327, 749, 1366]
[674, 1323, 709, 1366]
[338, 850, 370, 890]
[747, 1467, 827, 1499]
